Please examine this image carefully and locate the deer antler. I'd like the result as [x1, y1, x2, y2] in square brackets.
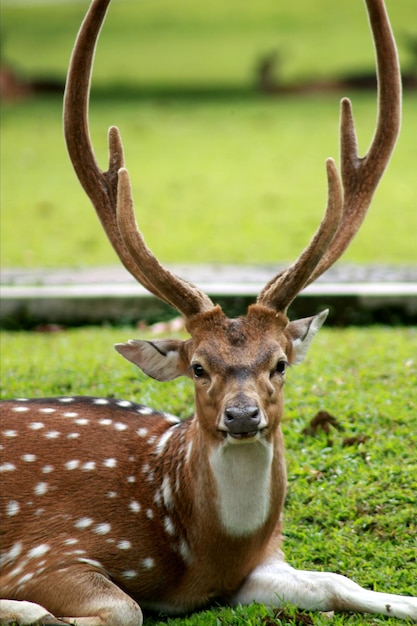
[63, 0, 214, 318]
[257, 0, 401, 312]
[64, 0, 401, 320]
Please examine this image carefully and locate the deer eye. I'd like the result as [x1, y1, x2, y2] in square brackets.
[272, 360, 287, 377]
[191, 363, 206, 379]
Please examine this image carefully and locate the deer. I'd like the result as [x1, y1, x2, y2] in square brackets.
[1, 0, 416, 624]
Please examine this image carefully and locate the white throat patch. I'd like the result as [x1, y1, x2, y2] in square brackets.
[209, 439, 273, 537]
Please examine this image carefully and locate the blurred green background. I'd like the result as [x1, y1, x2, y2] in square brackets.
[1, 0, 416, 268]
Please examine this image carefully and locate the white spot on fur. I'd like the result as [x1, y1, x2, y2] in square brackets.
[12, 406, 29, 413]
[178, 538, 192, 564]
[137, 428, 148, 438]
[63, 412, 78, 418]
[28, 544, 50, 559]
[103, 458, 117, 468]
[117, 540, 131, 550]
[4, 430, 18, 437]
[93, 523, 111, 535]
[115, 422, 128, 431]
[18, 572, 34, 585]
[0, 541, 22, 566]
[7, 501, 20, 516]
[22, 454, 36, 462]
[39, 408, 55, 414]
[34, 482, 48, 496]
[64, 538, 78, 545]
[129, 500, 141, 513]
[29, 422, 44, 430]
[93, 398, 109, 405]
[0, 463, 16, 472]
[164, 413, 181, 424]
[59, 397, 74, 402]
[75, 418, 88, 425]
[142, 557, 155, 569]
[146, 509, 154, 520]
[67, 432, 80, 439]
[107, 491, 117, 499]
[162, 475, 174, 509]
[78, 557, 103, 569]
[163, 516, 175, 536]
[65, 460, 80, 470]
[117, 400, 131, 408]
[82, 461, 96, 471]
[127, 476, 136, 483]
[99, 419, 112, 426]
[185, 441, 193, 464]
[155, 428, 175, 455]
[137, 406, 153, 415]
[42, 465, 54, 474]
[45, 431, 60, 439]
[122, 569, 137, 578]
[74, 517, 93, 529]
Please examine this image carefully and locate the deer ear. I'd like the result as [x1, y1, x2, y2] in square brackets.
[286, 309, 328, 365]
[115, 339, 190, 382]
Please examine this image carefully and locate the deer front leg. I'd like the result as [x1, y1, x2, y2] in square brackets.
[232, 558, 417, 621]
[2, 567, 143, 626]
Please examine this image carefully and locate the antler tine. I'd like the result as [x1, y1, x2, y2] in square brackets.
[257, 158, 343, 310]
[116, 165, 214, 316]
[64, 0, 213, 318]
[305, 0, 402, 285]
[257, 0, 401, 312]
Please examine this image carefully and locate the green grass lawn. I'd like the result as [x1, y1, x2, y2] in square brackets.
[1, 0, 416, 269]
[1, 325, 416, 625]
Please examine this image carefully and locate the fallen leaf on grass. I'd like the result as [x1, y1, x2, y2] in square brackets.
[342, 434, 369, 447]
[302, 410, 344, 436]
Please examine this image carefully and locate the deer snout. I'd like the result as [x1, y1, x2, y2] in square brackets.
[223, 405, 261, 438]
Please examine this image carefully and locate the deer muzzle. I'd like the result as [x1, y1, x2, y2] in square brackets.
[222, 404, 264, 440]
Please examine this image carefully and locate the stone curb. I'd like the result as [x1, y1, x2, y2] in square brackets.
[1, 264, 416, 327]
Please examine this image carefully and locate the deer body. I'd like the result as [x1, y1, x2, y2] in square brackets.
[2, 0, 417, 623]
[0, 399, 278, 614]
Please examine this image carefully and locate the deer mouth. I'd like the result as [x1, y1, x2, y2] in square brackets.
[219, 428, 266, 443]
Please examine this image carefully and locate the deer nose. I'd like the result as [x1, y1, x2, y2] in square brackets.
[224, 405, 260, 436]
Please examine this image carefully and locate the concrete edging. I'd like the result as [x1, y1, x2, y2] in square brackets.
[1, 265, 416, 327]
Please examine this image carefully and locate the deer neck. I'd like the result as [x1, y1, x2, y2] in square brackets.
[209, 437, 274, 536]
[179, 420, 286, 539]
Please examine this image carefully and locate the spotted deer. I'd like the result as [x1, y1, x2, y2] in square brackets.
[1, 0, 416, 624]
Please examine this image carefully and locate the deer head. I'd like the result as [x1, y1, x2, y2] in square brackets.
[63, 0, 400, 443]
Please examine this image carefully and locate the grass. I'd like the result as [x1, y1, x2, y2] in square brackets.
[1, 324, 416, 625]
[1, 0, 417, 268]
[1, 93, 416, 268]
